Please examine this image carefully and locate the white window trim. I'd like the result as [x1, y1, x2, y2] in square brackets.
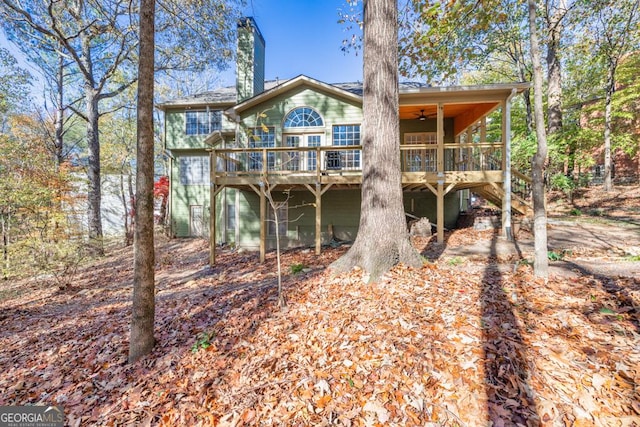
[185, 109, 222, 135]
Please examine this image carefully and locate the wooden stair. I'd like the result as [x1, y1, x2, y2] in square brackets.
[472, 169, 532, 215]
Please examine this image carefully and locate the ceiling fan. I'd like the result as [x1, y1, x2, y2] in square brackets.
[415, 109, 429, 121]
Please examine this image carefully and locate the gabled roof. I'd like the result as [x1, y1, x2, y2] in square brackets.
[156, 80, 282, 110]
[226, 75, 365, 117]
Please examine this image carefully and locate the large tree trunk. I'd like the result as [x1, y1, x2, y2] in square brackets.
[85, 87, 103, 254]
[546, 0, 565, 136]
[129, 0, 156, 363]
[603, 63, 615, 192]
[82, 26, 103, 255]
[528, 0, 549, 279]
[330, 0, 422, 282]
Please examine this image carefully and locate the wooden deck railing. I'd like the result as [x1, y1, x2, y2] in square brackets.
[212, 142, 506, 181]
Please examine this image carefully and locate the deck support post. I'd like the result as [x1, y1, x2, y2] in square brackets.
[214, 150, 216, 267]
[437, 181, 444, 243]
[436, 103, 445, 244]
[209, 183, 226, 266]
[209, 184, 225, 266]
[502, 90, 516, 240]
[425, 181, 448, 244]
[209, 150, 224, 266]
[259, 182, 266, 263]
[305, 183, 333, 256]
[315, 183, 322, 255]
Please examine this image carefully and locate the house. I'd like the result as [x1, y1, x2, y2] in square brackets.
[158, 17, 531, 264]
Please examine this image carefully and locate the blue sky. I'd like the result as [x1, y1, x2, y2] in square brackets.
[0, 0, 364, 98]
[227, 0, 363, 85]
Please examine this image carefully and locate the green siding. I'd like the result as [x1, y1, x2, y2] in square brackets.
[165, 108, 236, 150]
[237, 86, 363, 146]
[170, 150, 211, 237]
[227, 188, 362, 250]
[224, 188, 460, 250]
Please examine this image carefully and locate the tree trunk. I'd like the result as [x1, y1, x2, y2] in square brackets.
[80, 16, 104, 256]
[129, 0, 156, 364]
[1, 213, 8, 279]
[265, 186, 286, 308]
[522, 88, 533, 135]
[330, 0, 422, 282]
[54, 53, 65, 168]
[546, 0, 565, 136]
[514, 41, 533, 134]
[120, 173, 134, 246]
[85, 86, 103, 254]
[528, 0, 549, 279]
[603, 63, 615, 192]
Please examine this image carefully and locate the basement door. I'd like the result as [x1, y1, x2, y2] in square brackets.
[190, 205, 204, 237]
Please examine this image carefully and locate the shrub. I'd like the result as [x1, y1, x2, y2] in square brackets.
[290, 263, 306, 274]
[549, 173, 576, 195]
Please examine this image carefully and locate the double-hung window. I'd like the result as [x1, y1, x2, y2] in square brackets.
[331, 124, 361, 169]
[179, 156, 210, 185]
[185, 110, 222, 135]
[248, 127, 275, 171]
[226, 201, 236, 230]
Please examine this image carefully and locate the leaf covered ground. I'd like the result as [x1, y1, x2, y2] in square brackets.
[1, 187, 639, 427]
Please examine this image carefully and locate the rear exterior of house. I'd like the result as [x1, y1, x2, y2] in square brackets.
[159, 17, 530, 262]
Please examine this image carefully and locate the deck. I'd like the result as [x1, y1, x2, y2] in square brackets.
[208, 143, 531, 264]
[211, 143, 519, 189]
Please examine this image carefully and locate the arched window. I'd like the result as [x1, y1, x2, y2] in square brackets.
[283, 107, 324, 127]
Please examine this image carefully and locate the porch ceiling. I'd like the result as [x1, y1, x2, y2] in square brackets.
[399, 102, 499, 129]
[400, 102, 500, 120]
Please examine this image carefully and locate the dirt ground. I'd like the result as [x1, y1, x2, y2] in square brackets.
[419, 184, 640, 279]
[0, 184, 639, 426]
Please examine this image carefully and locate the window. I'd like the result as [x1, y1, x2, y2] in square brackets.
[403, 132, 437, 172]
[185, 110, 222, 135]
[332, 124, 361, 146]
[226, 201, 236, 230]
[283, 107, 324, 127]
[179, 156, 210, 185]
[306, 135, 321, 170]
[404, 132, 437, 145]
[331, 124, 361, 169]
[267, 201, 288, 236]
[249, 127, 275, 170]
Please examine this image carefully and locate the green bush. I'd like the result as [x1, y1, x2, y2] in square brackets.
[549, 173, 576, 195]
[547, 250, 564, 261]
